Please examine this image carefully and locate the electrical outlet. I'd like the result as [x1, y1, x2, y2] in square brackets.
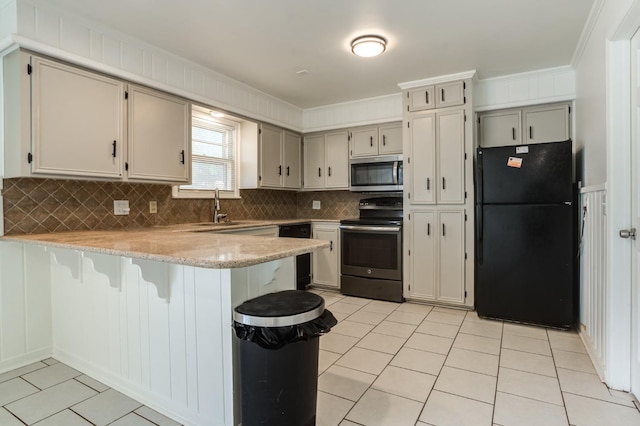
[312, 200, 321, 210]
[149, 201, 158, 214]
[113, 200, 130, 215]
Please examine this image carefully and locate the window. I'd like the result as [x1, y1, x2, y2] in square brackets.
[173, 105, 240, 198]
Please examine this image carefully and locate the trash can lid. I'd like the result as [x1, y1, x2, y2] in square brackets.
[233, 290, 325, 327]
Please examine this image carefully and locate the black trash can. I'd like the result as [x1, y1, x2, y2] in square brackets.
[233, 290, 337, 426]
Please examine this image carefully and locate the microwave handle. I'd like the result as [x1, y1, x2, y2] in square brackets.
[393, 161, 399, 184]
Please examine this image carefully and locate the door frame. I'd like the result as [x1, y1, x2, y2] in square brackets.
[607, 2, 640, 392]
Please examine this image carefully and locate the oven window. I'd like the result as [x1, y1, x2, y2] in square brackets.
[342, 231, 399, 270]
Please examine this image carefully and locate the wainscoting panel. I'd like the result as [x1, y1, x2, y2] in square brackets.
[579, 187, 607, 376]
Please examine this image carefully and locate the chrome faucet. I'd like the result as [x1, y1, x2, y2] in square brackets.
[213, 188, 227, 223]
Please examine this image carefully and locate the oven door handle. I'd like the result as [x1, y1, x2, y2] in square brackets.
[339, 225, 401, 232]
[392, 161, 399, 185]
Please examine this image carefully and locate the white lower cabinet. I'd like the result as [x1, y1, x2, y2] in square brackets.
[312, 223, 340, 288]
[408, 209, 465, 304]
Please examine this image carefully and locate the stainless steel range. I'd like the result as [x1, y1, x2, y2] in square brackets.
[339, 197, 403, 302]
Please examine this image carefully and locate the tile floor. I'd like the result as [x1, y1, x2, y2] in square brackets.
[1, 290, 639, 425]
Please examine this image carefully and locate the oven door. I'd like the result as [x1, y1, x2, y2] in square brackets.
[340, 224, 402, 281]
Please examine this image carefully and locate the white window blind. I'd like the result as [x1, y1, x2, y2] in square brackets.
[179, 110, 237, 193]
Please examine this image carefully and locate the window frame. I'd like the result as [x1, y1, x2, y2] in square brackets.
[172, 106, 241, 199]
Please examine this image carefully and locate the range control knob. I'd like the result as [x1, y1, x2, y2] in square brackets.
[367, 269, 372, 275]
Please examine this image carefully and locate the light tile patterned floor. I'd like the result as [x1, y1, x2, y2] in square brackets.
[312, 289, 640, 426]
[1, 290, 640, 425]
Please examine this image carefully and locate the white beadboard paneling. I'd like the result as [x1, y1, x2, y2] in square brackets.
[89, 30, 102, 61]
[59, 19, 90, 57]
[121, 44, 144, 76]
[475, 66, 575, 112]
[0, 0, 17, 38]
[303, 93, 402, 133]
[579, 187, 607, 377]
[34, 5, 58, 45]
[102, 34, 120, 68]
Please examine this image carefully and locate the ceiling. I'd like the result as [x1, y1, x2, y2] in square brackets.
[40, 0, 594, 109]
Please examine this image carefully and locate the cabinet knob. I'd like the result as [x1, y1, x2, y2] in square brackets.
[278, 165, 282, 176]
[426, 91, 429, 104]
[426, 177, 430, 190]
[427, 223, 430, 236]
[318, 167, 321, 177]
[442, 177, 446, 190]
[529, 126, 533, 139]
[383, 135, 386, 146]
[441, 88, 445, 102]
[328, 166, 332, 177]
[370, 136, 373, 147]
[286, 166, 290, 176]
[180, 150, 185, 164]
[112, 140, 117, 158]
[512, 127, 516, 140]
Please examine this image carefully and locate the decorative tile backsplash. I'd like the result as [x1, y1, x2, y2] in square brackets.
[2, 178, 362, 235]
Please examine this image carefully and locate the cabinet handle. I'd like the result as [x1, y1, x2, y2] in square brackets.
[529, 126, 533, 139]
[286, 166, 290, 176]
[426, 91, 429, 104]
[330, 241, 333, 251]
[318, 167, 321, 177]
[426, 177, 430, 190]
[512, 127, 516, 140]
[328, 166, 332, 177]
[112, 140, 117, 158]
[441, 88, 445, 102]
[383, 135, 386, 146]
[442, 223, 446, 236]
[370, 136, 373, 147]
[442, 177, 446, 190]
[427, 223, 430, 236]
[278, 165, 282, 175]
[180, 149, 185, 164]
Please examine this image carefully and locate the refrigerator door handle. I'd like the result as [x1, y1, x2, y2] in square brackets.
[476, 148, 484, 264]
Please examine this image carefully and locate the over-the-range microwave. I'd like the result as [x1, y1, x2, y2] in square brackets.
[349, 154, 403, 192]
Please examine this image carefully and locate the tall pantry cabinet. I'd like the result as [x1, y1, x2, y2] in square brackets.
[401, 74, 475, 308]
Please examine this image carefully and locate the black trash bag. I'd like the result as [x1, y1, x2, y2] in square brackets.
[234, 309, 337, 350]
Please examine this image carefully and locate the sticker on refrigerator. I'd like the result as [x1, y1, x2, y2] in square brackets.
[507, 157, 523, 168]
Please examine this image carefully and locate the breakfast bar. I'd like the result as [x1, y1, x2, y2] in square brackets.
[0, 225, 328, 426]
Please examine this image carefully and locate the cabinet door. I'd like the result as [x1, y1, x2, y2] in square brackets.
[438, 210, 465, 304]
[409, 211, 437, 300]
[437, 109, 465, 204]
[378, 123, 403, 155]
[325, 131, 349, 188]
[479, 110, 521, 147]
[283, 131, 301, 189]
[260, 124, 283, 187]
[351, 126, 378, 157]
[31, 57, 124, 178]
[522, 104, 570, 144]
[303, 135, 325, 189]
[408, 87, 435, 112]
[312, 226, 339, 288]
[435, 81, 465, 108]
[410, 112, 436, 204]
[127, 85, 190, 182]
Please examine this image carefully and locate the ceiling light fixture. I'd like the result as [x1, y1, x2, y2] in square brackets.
[351, 35, 387, 58]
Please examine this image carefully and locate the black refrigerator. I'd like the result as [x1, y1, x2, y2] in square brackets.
[475, 140, 576, 328]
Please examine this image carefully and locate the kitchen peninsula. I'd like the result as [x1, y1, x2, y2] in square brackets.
[0, 223, 329, 426]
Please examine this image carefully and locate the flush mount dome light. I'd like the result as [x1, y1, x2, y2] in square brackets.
[351, 35, 387, 57]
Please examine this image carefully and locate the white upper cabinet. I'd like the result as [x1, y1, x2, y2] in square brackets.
[303, 130, 349, 190]
[259, 124, 302, 189]
[409, 112, 436, 203]
[283, 131, 302, 189]
[351, 126, 378, 157]
[478, 103, 570, 147]
[523, 103, 571, 144]
[408, 81, 465, 112]
[478, 109, 522, 147]
[127, 85, 190, 182]
[378, 123, 403, 155]
[350, 122, 402, 158]
[31, 56, 125, 178]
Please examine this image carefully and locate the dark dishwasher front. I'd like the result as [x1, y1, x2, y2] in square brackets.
[279, 223, 312, 290]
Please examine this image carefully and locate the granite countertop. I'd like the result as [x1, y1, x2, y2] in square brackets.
[0, 219, 340, 269]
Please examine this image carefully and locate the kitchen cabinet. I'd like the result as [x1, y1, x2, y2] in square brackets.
[478, 103, 570, 147]
[407, 81, 466, 112]
[402, 76, 474, 308]
[408, 209, 465, 304]
[259, 124, 302, 189]
[350, 122, 402, 157]
[303, 130, 349, 189]
[28, 54, 125, 178]
[408, 109, 465, 205]
[3, 50, 191, 184]
[127, 84, 190, 182]
[312, 222, 340, 288]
